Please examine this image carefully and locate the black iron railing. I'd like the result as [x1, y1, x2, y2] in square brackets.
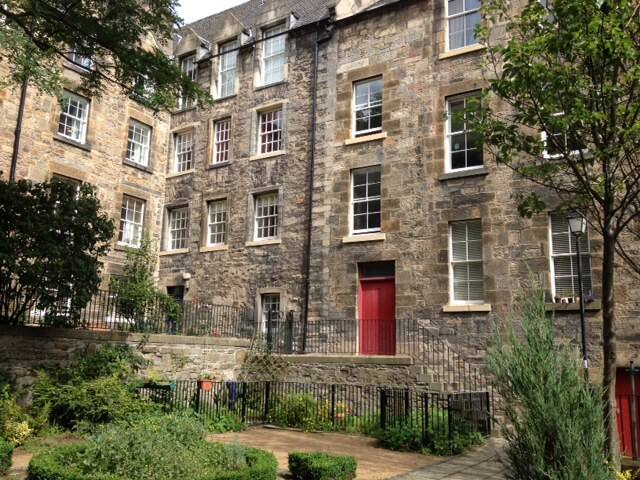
[5, 290, 253, 339]
[137, 380, 492, 451]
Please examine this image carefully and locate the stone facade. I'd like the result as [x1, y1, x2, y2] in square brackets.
[0, 60, 171, 280]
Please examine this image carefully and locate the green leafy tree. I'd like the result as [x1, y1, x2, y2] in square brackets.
[110, 238, 179, 332]
[475, 0, 640, 461]
[0, 177, 114, 325]
[0, 0, 209, 110]
[489, 285, 613, 479]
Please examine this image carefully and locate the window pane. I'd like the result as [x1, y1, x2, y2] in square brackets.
[354, 76, 383, 135]
[351, 166, 382, 233]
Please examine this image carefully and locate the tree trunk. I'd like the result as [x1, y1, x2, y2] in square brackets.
[602, 231, 619, 466]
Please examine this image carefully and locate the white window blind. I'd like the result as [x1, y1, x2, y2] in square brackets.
[262, 23, 286, 85]
[450, 220, 484, 303]
[550, 213, 592, 299]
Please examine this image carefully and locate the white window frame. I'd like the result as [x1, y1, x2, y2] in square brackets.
[258, 108, 283, 155]
[218, 39, 238, 98]
[262, 23, 287, 86]
[353, 77, 383, 137]
[58, 91, 90, 144]
[178, 53, 197, 110]
[207, 199, 228, 246]
[449, 220, 484, 305]
[167, 207, 189, 251]
[118, 196, 145, 248]
[260, 292, 281, 333]
[350, 166, 382, 235]
[446, 0, 481, 52]
[68, 51, 93, 70]
[174, 131, 195, 173]
[254, 192, 279, 241]
[548, 213, 593, 301]
[541, 112, 584, 159]
[213, 118, 231, 164]
[126, 120, 151, 167]
[445, 93, 483, 172]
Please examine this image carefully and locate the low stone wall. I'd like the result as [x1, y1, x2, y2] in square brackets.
[0, 325, 250, 392]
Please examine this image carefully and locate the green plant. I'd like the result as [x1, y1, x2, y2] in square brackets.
[31, 345, 156, 430]
[26, 414, 277, 480]
[375, 422, 423, 453]
[205, 413, 246, 433]
[288, 452, 357, 480]
[0, 383, 35, 445]
[488, 284, 614, 479]
[268, 394, 331, 432]
[0, 437, 13, 475]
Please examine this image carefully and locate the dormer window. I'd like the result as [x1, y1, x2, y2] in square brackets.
[178, 53, 197, 109]
[262, 23, 286, 85]
[218, 40, 238, 98]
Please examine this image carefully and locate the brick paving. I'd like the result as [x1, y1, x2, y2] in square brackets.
[391, 438, 506, 480]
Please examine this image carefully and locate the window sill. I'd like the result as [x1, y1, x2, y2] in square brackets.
[545, 300, 601, 312]
[439, 44, 486, 60]
[249, 151, 286, 161]
[123, 160, 153, 174]
[342, 232, 386, 244]
[166, 170, 195, 179]
[439, 166, 488, 181]
[63, 62, 92, 76]
[254, 80, 288, 91]
[170, 122, 200, 133]
[245, 239, 282, 247]
[442, 304, 492, 313]
[114, 242, 140, 251]
[172, 106, 197, 114]
[159, 249, 189, 256]
[199, 245, 229, 253]
[343, 132, 388, 146]
[215, 94, 237, 102]
[53, 135, 91, 152]
[207, 161, 231, 170]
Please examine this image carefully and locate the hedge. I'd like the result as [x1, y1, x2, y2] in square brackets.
[288, 452, 357, 480]
[0, 438, 14, 476]
[27, 444, 277, 480]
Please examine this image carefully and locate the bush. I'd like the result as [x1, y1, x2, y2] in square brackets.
[31, 345, 156, 430]
[489, 285, 614, 479]
[0, 380, 35, 445]
[269, 394, 331, 432]
[27, 413, 277, 480]
[205, 413, 246, 433]
[288, 452, 356, 480]
[0, 437, 14, 475]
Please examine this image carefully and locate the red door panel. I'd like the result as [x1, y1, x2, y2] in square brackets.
[616, 369, 640, 458]
[359, 278, 395, 355]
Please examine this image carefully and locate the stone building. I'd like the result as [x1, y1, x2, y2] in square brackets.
[2, 0, 639, 382]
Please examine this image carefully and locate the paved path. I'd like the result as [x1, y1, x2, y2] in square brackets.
[391, 438, 505, 480]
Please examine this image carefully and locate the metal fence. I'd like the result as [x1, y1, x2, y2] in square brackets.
[137, 380, 492, 450]
[6, 290, 253, 339]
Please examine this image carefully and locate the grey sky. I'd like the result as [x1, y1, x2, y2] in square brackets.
[178, 0, 247, 24]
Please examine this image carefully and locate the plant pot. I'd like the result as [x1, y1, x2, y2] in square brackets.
[198, 379, 213, 391]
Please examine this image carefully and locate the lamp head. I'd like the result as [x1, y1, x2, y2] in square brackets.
[567, 210, 587, 237]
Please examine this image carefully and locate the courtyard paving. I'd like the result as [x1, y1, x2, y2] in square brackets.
[211, 427, 506, 480]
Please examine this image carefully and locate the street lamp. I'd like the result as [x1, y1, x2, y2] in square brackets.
[567, 210, 589, 381]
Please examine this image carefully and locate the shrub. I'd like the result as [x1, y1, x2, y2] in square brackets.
[27, 413, 277, 480]
[31, 345, 156, 430]
[269, 394, 331, 432]
[0, 382, 35, 445]
[0, 437, 13, 475]
[288, 452, 357, 480]
[488, 285, 614, 479]
[206, 413, 246, 433]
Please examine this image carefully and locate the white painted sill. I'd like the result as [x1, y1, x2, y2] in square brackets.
[344, 132, 388, 146]
[245, 239, 282, 247]
[166, 169, 195, 179]
[170, 121, 200, 133]
[199, 245, 229, 253]
[442, 304, 492, 313]
[439, 44, 486, 60]
[159, 248, 189, 256]
[342, 232, 386, 244]
[249, 151, 286, 161]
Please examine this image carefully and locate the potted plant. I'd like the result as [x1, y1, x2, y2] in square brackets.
[198, 376, 214, 392]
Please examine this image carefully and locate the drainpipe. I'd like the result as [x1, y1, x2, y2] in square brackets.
[300, 20, 333, 353]
[10, 78, 29, 182]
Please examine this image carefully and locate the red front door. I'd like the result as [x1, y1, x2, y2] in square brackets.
[616, 369, 640, 458]
[359, 277, 395, 355]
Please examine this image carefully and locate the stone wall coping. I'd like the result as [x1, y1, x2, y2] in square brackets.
[0, 325, 251, 347]
[343, 131, 388, 146]
[342, 232, 386, 243]
[278, 354, 413, 365]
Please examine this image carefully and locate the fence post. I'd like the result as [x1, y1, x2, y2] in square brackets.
[266, 311, 274, 352]
[421, 393, 429, 445]
[331, 384, 336, 426]
[484, 391, 491, 436]
[447, 394, 453, 448]
[285, 311, 294, 354]
[264, 381, 271, 423]
[241, 382, 248, 423]
[404, 389, 410, 423]
[380, 389, 388, 430]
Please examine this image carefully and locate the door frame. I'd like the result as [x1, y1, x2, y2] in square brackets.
[358, 273, 396, 355]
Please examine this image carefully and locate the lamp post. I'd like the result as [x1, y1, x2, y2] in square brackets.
[567, 210, 589, 382]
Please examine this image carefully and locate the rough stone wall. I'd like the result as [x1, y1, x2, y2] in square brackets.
[0, 325, 250, 392]
[308, 0, 640, 375]
[0, 60, 170, 280]
[159, 2, 317, 318]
